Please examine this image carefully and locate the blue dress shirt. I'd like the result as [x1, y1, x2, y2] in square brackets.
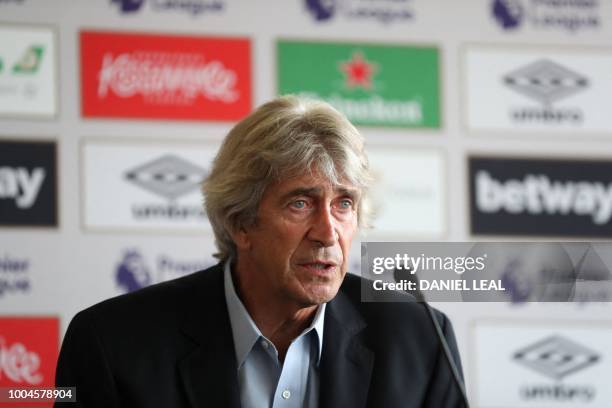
[223, 261, 326, 408]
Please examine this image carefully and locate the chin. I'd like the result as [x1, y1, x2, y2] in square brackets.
[299, 282, 341, 306]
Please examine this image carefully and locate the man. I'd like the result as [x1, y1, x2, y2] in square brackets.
[55, 96, 465, 407]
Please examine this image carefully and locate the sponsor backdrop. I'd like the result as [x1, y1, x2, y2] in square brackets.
[0, 317, 59, 408]
[1, 0, 612, 406]
[472, 320, 612, 407]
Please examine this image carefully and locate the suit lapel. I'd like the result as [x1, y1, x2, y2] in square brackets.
[178, 265, 241, 408]
[178, 335, 241, 408]
[319, 290, 374, 408]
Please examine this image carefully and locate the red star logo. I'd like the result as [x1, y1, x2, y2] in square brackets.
[339, 51, 378, 90]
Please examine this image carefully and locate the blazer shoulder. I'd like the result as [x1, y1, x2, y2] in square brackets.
[69, 263, 225, 333]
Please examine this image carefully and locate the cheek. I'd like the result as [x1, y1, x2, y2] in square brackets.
[340, 219, 358, 244]
[263, 224, 305, 258]
[342, 221, 358, 253]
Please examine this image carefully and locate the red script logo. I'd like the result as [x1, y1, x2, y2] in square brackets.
[81, 31, 251, 121]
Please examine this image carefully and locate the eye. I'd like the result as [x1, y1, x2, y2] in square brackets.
[337, 198, 354, 210]
[290, 199, 308, 209]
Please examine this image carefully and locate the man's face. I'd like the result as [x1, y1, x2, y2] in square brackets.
[236, 171, 359, 307]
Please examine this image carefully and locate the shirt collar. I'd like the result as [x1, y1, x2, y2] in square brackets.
[223, 259, 326, 367]
[309, 296, 326, 364]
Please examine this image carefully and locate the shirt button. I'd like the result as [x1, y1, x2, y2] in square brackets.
[261, 340, 269, 349]
[282, 390, 291, 400]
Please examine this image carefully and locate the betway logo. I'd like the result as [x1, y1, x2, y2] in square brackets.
[97, 52, 238, 102]
[0, 336, 43, 384]
[475, 170, 612, 225]
[0, 167, 45, 208]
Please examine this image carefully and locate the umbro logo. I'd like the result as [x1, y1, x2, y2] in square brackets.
[124, 155, 207, 201]
[513, 335, 600, 380]
[503, 59, 588, 106]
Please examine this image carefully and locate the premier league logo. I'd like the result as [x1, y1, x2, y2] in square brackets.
[111, 0, 145, 13]
[492, 0, 524, 30]
[305, 0, 336, 21]
[115, 250, 152, 293]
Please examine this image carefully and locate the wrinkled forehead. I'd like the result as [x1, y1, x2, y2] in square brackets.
[267, 169, 362, 201]
[282, 157, 363, 186]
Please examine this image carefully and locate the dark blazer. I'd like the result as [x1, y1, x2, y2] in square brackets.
[55, 263, 466, 407]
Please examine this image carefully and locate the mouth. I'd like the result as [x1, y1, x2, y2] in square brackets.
[297, 260, 339, 275]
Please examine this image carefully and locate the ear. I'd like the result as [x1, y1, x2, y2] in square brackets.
[231, 227, 252, 251]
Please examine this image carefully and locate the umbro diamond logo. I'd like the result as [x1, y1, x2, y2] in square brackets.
[503, 59, 588, 106]
[124, 155, 207, 201]
[513, 335, 600, 380]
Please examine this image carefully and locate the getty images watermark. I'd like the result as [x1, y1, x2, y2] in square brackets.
[361, 242, 612, 302]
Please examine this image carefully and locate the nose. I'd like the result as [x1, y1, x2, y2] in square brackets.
[308, 206, 338, 247]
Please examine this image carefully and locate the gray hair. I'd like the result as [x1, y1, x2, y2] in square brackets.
[203, 95, 372, 260]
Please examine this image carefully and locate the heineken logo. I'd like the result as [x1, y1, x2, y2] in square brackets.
[340, 51, 377, 90]
[278, 40, 440, 128]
